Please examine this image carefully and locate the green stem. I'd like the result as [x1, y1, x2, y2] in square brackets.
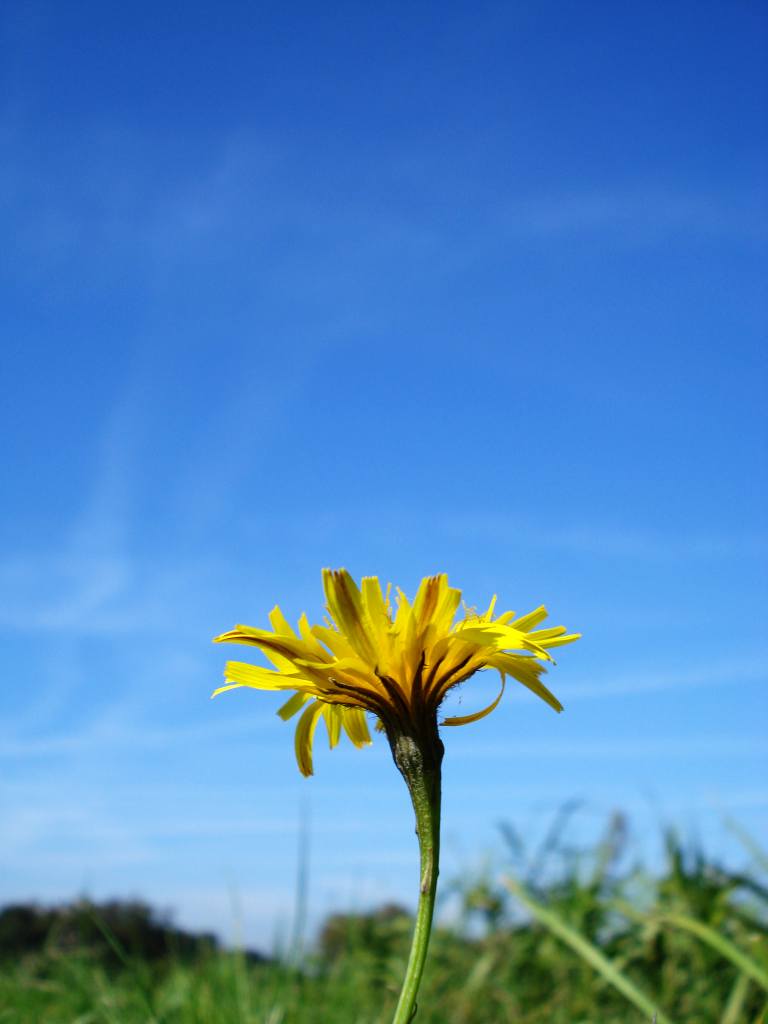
[390, 733, 442, 1024]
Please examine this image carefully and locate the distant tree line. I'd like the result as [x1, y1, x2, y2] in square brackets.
[0, 899, 266, 967]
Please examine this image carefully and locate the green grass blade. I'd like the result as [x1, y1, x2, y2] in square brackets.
[721, 972, 750, 1024]
[83, 909, 161, 1024]
[657, 912, 768, 993]
[503, 875, 673, 1024]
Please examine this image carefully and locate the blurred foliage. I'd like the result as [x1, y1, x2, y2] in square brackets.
[0, 898, 222, 967]
[1, 815, 767, 1022]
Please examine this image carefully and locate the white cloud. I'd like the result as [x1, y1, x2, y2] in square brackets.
[450, 735, 768, 760]
[0, 714, 278, 757]
[499, 188, 768, 241]
[563, 659, 767, 699]
[441, 516, 768, 561]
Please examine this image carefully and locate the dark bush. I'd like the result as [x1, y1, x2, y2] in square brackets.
[0, 898, 226, 966]
[317, 902, 411, 962]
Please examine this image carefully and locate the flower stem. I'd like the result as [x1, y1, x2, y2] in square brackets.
[390, 734, 442, 1024]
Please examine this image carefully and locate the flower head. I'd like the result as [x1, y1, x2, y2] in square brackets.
[213, 569, 580, 775]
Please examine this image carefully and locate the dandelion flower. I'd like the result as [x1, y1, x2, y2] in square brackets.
[213, 569, 579, 776]
[212, 569, 580, 1024]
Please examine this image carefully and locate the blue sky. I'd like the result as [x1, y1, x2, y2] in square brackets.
[2, 0, 767, 949]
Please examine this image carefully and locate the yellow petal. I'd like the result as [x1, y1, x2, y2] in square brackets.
[261, 644, 301, 673]
[458, 623, 555, 662]
[277, 691, 309, 720]
[494, 610, 516, 624]
[216, 626, 320, 667]
[442, 676, 506, 726]
[210, 683, 243, 698]
[311, 624, 359, 660]
[341, 707, 372, 747]
[531, 631, 582, 649]
[322, 568, 377, 663]
[453, 623, 526, 649]
[268, 605, 297, 637]
[392, 587, 413, 633]
[297, 613, 333, 659]
[487, 653, 563, 712]
[362, 576, 393, 655]
[322, 703, 342, 748]
[509, 605, 549, 632]
[412, 575, 444, 631]
[527, 626, 566, 641]
[432, 579, 462, 635]
[393, 589, 420, 681]
[224, 660, 312, 692]
[294, 700, 324, 776]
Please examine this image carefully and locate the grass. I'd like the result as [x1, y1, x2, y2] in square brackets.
[1, 815, 766, 1023]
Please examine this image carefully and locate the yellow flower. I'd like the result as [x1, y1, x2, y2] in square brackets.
[213, 569, 580, 776]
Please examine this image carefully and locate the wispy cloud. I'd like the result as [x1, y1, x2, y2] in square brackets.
[499, 187, 768, 242]
[563, 659, 767, 700]
[441, 517, 768, 560]
[0, 380, 140, 633]
[450, 735, 768, 759]
[0, 714, 280, 758]
[475, 660, 768, 711]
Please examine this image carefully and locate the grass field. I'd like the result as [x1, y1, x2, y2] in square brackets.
[2, 817, 767, 1023]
